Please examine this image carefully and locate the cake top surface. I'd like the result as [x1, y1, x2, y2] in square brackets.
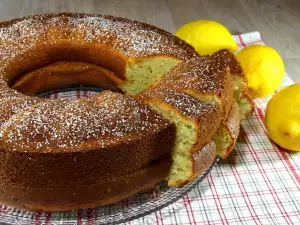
[140, 88, 220, 119]
[154, 52, 234, 95]
[0, 12, 196, 62]
[211, 49, 244, 77]
[0, 91, 172, 152]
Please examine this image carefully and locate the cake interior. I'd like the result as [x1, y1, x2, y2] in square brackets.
[181, 90, 230, 159]
[233, 75, 253, 119]
[212, 125, 231, 156]
[122, 57, 181, 95]
[145, 101, 197, 186]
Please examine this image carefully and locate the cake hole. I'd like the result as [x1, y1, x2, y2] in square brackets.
[37, 86, 107, 99]
[9, 61, 123, 98]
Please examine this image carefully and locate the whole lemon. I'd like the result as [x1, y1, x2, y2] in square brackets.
[265, 84, 300, 151]
[236, 45, 285, 98]
[175, 20, 238, 55]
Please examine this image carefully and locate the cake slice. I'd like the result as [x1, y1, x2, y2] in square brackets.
[211, 49, 254, 119]
[138, 88, 221, 186]
[212, 100, 240, 158]
[145, 51, 252, 160]
[149, 54, 234, 122]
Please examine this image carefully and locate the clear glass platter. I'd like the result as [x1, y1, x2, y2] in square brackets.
[0, 87, 222, 225]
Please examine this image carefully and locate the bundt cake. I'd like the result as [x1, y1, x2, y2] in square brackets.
[0, 13, 253, 211]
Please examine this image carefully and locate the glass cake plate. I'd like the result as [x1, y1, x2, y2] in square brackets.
[0, 87, 222, 225]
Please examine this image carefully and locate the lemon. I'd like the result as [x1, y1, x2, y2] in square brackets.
[236, 45, 285, 98]
[175, 20, 238, 55]
[265, 84, 300, 151]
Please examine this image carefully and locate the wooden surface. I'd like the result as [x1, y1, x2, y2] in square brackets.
[0, 0, 299, 82]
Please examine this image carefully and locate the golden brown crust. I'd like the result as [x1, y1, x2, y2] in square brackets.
[0, 155, 172, 212]
[191, 141, 216, 182]
[0, 97, 42, 127]
[219, 100, 240, 158]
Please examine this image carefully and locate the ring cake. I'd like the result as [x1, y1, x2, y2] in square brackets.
[0, 13, 253, 211]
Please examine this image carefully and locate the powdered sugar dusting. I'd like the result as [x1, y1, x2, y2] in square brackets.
[0, 13, 195, 83]
[67, 15, 195, 57]
[161, 90, 218, 118]
[0, 91, 171, 152]
[0, 13, 194, 60]
[141, 88, 218, 119]
[155, 55, 229, 95]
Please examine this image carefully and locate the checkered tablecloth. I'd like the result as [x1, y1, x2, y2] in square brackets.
[123, 32, 299, 225]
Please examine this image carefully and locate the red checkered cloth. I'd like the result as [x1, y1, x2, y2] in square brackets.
[124, 32, 300, 225]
